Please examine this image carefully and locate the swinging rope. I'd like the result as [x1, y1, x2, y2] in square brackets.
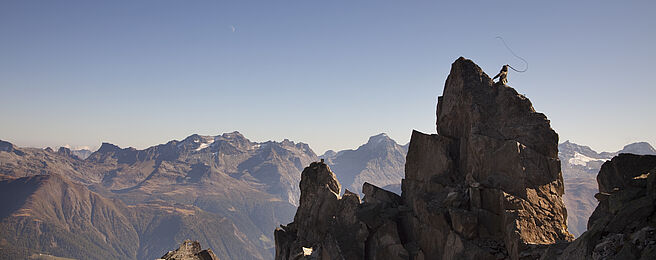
[496, 36, 528, 72]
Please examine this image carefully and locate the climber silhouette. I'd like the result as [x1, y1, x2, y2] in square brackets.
[493, 65, 509, 85]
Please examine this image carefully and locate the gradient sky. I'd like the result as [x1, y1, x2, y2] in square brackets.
[1, 1, 654, 154]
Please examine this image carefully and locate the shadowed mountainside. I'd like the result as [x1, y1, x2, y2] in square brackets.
[0, 173, 266, 260]
[0, 132, 317, 259]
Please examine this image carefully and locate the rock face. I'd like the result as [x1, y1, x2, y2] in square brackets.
[274, 161, 367, 259]
[274, 161, 407, 260]
[274, 57, 574, 260]
[558, 154, 656, 259]
[160, 240, 219, 260]
[401, 57, 573, 259]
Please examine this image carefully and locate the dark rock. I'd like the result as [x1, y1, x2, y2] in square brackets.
[401, 57, 572, 260]
[275, 162, 406, 260]
[57, 147, 80, 159]
[160, 240, 219, 260]
[275, 161, 368, 260]
[0, 140, 24, 156]
[596, 153, 656, 194]
[275, 57, 574, 260]
[362, 182, 402, 207]
[0, 140, 15, 153]
[557, 154, 656, 259]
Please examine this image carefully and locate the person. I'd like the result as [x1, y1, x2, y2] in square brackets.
[493, 65, 509, 84]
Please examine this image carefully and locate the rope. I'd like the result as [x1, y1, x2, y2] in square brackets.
[496, 36, 528, 72]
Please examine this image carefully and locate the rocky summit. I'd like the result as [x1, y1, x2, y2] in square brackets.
[403, 58, 573, 259]
[160, 240, 219, 260]
[275, 57, 574, 260]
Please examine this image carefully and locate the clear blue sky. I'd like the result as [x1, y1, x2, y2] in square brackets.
[1, 1, 654, 154]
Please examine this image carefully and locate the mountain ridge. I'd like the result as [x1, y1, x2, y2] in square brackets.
[0, 132, 317, 259]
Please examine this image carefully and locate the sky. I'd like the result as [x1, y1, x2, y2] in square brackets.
[1, 1, 654, 154]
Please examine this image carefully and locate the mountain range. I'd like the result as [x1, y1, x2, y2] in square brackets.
[0, 133, 317, 259]
[1, 132, 654, 258]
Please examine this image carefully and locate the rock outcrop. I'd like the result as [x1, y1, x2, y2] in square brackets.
[557, 154, 656, 259]
[275, 57, 574, 260]
[274, 161, 407, 260]
[160, 240, 219, 260]
[275, 161, 368, 259]
[401, 57, 573, 259]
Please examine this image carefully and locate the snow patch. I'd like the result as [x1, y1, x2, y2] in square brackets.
[569, 152, 608, 166]
[195, 139, 215, 151]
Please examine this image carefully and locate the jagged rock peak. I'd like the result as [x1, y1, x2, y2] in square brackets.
[159, 240, 218, 260]
[366, 133, 394, 145]
[299, 161, 340, 197]
[275, 57, 573, 260]
[291, 161, 342, 237]
[97, 142, 124, 152]
[402, 57, 572, 259]
[438, 57, 557, 157]
[57, 147, 74, 158]
[221, 130, 245, 139]
[275, 161, 402, 260]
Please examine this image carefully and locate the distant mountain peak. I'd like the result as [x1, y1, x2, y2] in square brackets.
[620, 142, 656, 155]
[321, 150, 337, 158]
[56, 147, 79, 159]
[98, 142, 122, 152]
[222, 131, 245, 139]
[366, 133, 394, 145]
[182, 134, 203, 142]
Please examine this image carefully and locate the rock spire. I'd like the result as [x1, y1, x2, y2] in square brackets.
[275, 57, 574, 260]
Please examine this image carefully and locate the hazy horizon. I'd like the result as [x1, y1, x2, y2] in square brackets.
[2, 1, 655, 154]
[3, 130, 653, 157]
